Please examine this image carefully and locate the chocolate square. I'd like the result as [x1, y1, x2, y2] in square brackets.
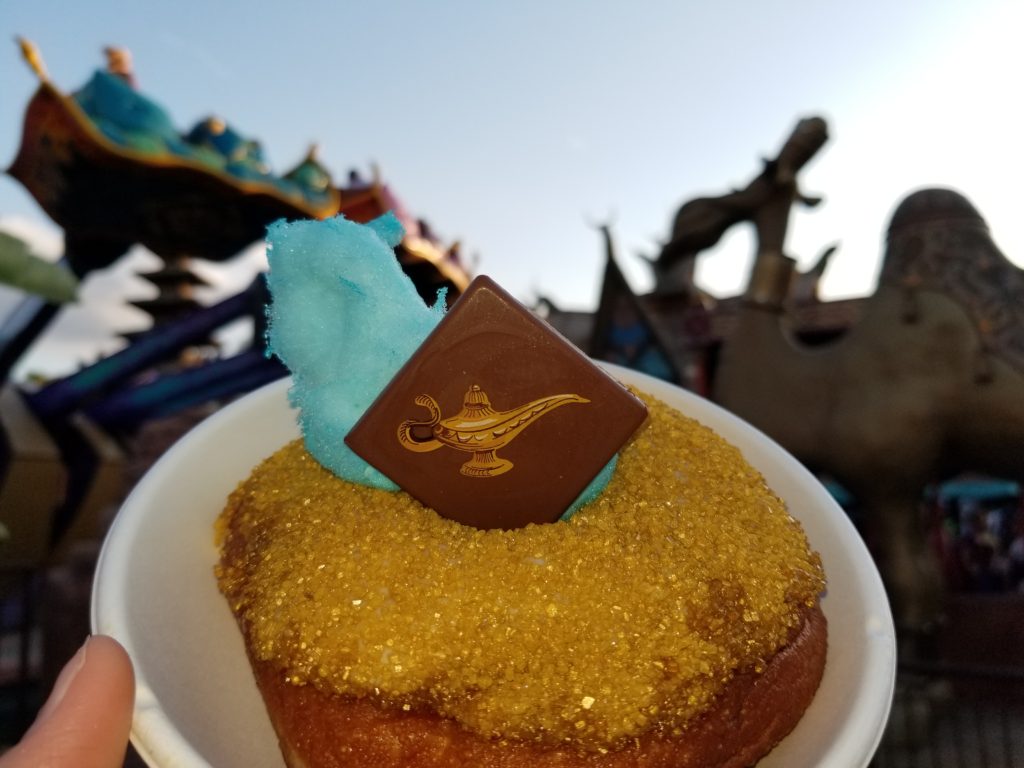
[345, 276, 648, 529]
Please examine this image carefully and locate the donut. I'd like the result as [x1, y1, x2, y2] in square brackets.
[216, 391, 827, 767]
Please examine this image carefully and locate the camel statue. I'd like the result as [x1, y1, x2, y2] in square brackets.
[713, 186, 1024, 636]
[649, 116, 828, 297]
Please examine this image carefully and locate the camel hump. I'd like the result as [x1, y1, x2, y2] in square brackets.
[881, 186, 1024, 375]
[887, 187, 985, 236]
[882, 187, 991, 284]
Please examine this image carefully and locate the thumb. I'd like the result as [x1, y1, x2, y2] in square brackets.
[2, 635, 134, 768]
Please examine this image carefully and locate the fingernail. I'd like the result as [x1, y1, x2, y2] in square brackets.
[33, 635, 91, 726]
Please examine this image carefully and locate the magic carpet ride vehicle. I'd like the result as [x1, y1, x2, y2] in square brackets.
[6, 38, 468, 297]
[3, 38, 469, 377]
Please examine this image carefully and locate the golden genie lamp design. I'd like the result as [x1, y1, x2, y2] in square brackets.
[397, 385, 589, 477]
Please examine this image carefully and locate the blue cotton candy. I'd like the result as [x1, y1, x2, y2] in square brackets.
[265, 213, 444, 489]
[562, 457, 618, 520]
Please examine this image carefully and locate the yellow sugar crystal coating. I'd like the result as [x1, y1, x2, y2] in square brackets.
[216, 391, 825, 750]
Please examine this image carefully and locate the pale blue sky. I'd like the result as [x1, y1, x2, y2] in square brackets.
[1, 1, 1022, 375]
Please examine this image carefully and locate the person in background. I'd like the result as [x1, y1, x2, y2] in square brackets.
[1008, 503, 1024, 591]
[103, 46, 137, 88]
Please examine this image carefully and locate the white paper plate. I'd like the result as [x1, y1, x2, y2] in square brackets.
[91, 364, 895, 767]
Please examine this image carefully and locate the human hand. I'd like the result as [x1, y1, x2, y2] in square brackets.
[1, 635, 134, 768]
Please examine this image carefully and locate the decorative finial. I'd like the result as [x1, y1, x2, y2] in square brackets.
[16, 37, 47, 81]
